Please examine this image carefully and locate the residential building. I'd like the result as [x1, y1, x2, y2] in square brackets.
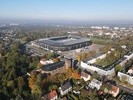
[89, 79, 102, 90]
[118, 65, 133, 85]
[120, 52, 133, 67]
[80, 71, 91, 81]
[80, 51, 133, 76]
[59, 82, 72, 96]
[118, 71, 133, 85]
[109, 85, 119, 97]
[80, 61, 115, 76]
[43, 90, 58, 100]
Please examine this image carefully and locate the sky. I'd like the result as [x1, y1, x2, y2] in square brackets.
[0, 0, 133, 22]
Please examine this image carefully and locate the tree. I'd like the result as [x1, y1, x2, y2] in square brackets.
[80, 89, 90, 99]
[28, 73, 36, 89]
[31, 85, 41, 94]
[36, 73, 42, 86]
[48, 85, 58, 91]
[71, 72, 80, 79]
[115, 64, 122, 73]
[101, 45, 112, 53]
[52, 58, 60, 62]
[37, 63, 42, 69]
[18, 77, 25, 93]
[6, 80, 14, 88]
[92, 71, 99, 79]
[105, 84, 112, 91]
[89, 90, 98, 100]
[77, 53, 82, 62]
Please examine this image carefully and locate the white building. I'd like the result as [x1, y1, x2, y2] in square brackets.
[119, 52, 133, 67]
[109, 85, 119, 97]
[89, 79, 102, 90]
[118, 71, 133, 85]
[124, 52, 133, 60]
[40, 59, 53, 65]
[80, 61, 115, 76]
[59, 82, 72, 95]
[80, 71, 91, 82]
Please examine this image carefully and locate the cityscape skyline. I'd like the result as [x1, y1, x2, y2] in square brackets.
[0, 0, 133, 22]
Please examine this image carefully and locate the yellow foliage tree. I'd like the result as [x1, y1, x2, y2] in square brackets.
[28, 74, 36, 89]
[37, 63, 42, 69]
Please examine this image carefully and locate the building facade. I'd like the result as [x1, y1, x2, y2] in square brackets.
[41, 61, 69, 75]
[118, 72, 133, 85]
[59, 82, 72, 96]
[80, 61, 115, 76]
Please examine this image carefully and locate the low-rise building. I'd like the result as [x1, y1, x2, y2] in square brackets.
[80, 51, 133, 76]
[120, 52, 133, 67]
[43, 90, 58, 100]
[118, 66, 133, 85]
[80, 71, 91, 82]
[80, 61, 115, 76]
[89, 79, 102, 90]
[118, 71, 133, 85]
[109, 85, 119, 97]
[59, 82, 72, 96]
[40, 59, 53, 65]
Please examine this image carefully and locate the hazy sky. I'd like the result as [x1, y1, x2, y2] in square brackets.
[0, 0, 133, 21]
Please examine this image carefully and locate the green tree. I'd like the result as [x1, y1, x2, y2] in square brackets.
[18, 77, 25, 93]
[115, 64, 122, 73]
[48, 85, 58, 91]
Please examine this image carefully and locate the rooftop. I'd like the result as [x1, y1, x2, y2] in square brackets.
[84, 56, 127, 71]
[91, 79, 102, 85]
[111, 85, 119, 93]
[41, 61, 65, 71]
[49, 90, 57, 99]
[38, 36, 91, 47]
[43, 90, 57, 100]
[61, 82, 72, 91]
[81, 71, 90, 78]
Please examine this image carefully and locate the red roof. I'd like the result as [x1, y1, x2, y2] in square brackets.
[49, 90, 57, 99]
[111, 85, 119, 93]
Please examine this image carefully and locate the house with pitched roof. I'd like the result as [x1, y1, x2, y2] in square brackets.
[109, 85, 119, 97]
[80, 71, 91, 81]
[59, 82, 72, 96]
[43, 90, 58, 100]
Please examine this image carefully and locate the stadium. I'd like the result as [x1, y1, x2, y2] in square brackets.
[35, 36, 92, 51]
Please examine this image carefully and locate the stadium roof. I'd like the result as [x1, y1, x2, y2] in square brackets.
[38, 36, 91, 47]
